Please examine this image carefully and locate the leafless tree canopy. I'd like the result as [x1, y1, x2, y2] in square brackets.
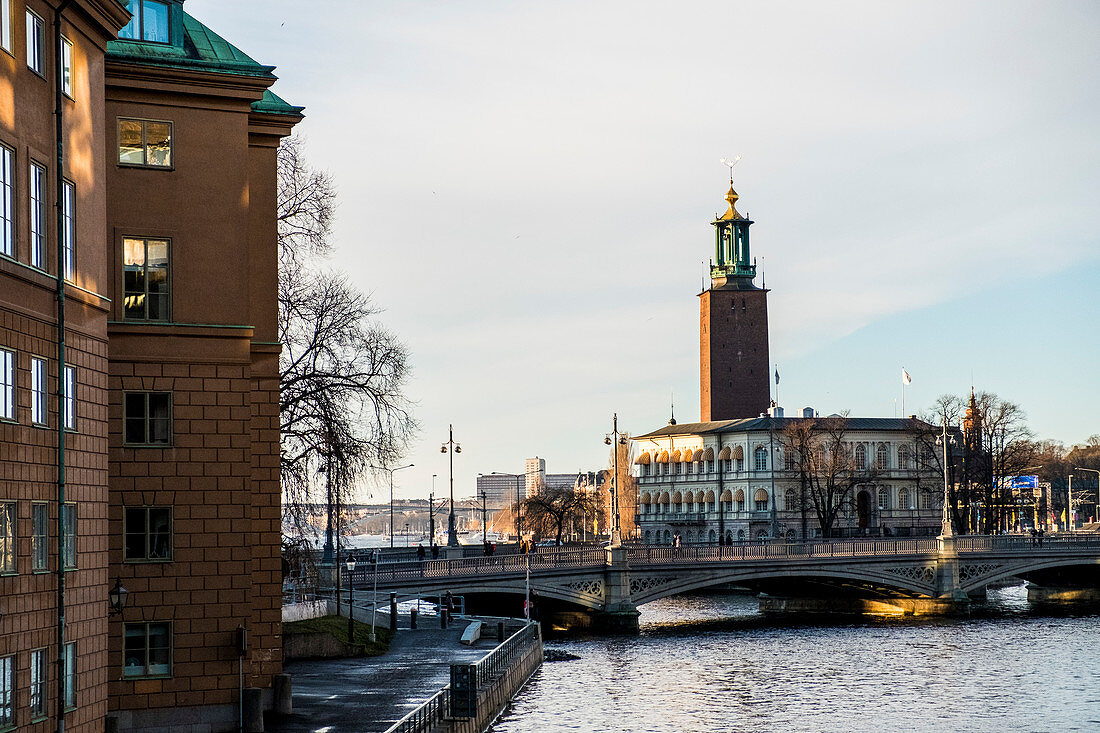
[520, 486, 602, 546]
[277, 135, 416, 527]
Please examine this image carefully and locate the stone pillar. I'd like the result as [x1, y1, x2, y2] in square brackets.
[274, 674, 293, 715]
[934, 535, 971, 610]
[242, 687, 264, 733]
[595, 546, 640, 632]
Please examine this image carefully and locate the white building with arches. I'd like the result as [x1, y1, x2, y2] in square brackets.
[632, 415, 942, 544]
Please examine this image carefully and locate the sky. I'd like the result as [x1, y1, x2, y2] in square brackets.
[188, 0, 1100, 502]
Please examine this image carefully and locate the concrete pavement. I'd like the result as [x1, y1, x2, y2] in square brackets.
[267, 624, 499, 733]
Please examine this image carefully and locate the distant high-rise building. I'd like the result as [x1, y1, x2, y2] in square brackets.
[525, 457, 546, 497]
[699, 181, 771, 421]
[476, 473, 523, 511]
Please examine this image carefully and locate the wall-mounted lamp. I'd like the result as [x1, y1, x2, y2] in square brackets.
[108, 578, 129, 616]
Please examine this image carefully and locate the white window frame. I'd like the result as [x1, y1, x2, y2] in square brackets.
[62, 502, 76, 569]
[31, 356, 46, 425]
[26, 8, 44, 74]
[30, 648, 47, 720]
[0, 143, 12, 257]
[0, 654, 12, 728]
[0, 348, 13, 421]
[63, 641, 76, 709]
[64, 364, 75, 429]
[32, 502, 48, 571]
[0, 502, 14, 574]
[63, 179, 75, 280]
[1, 0, 12, 54]
[61, 35, 73, 96]
[30, 161, 46, 269]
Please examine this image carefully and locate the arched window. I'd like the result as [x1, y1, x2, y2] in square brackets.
[784, 450, 797, 470]
[685, 530, 694, 544]
[877, 487, 891, 511]
[727, 530, 735, 544]
[754, 489, 769, 512]
[754, 446, 768, 471]
[785, 489, 797, 511]
[876, 443, 889, 470]
[898, 444, 911, 470]
[898, 488, 911, 510]
[644, 531, 652, 544]
[664, 530, 671, 544]
[736, 529, 745, 542]
[707, 460, 714, 474]
[733, 489, 744, 512]
[709, 529, 716, 543]
[855, 444, 867, 470]
[757, 529, 769, 541]
[785, 529, 796, 541]
[920, 490, 933, 510]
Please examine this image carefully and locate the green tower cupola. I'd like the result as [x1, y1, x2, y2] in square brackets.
[710, 183, 758, 290]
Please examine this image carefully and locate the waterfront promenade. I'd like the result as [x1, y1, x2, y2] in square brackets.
[269, 624, 497, 732]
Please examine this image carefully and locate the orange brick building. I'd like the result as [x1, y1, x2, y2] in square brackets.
[0, 1, 300, 730]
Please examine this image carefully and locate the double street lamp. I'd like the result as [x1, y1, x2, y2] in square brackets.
[935, 420, 958, 537]
[370, 463, 414, 548]
[441, 425, 462, 547]
[604, 413, 627, 548]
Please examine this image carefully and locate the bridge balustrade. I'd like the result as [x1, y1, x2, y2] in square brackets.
[626, 538, 940, 565]
[954, 533, 1100, 552]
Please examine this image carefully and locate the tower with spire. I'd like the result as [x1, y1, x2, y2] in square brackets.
[699, 178, 771, 420]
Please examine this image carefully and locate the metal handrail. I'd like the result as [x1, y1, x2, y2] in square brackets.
[382, 622, 541, 733]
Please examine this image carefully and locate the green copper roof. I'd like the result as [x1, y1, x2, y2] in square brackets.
[107, 11, 276, 79]
[252, 89, 305, 117]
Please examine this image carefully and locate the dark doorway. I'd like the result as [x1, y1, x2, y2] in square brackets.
[857, 490, 872, 529]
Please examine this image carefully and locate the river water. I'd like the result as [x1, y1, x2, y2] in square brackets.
[492, 585, 1100, 732]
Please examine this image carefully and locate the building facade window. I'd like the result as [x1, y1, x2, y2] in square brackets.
[0, 348, 13, 420]
[898, 444, 911, 470]
[876, 443, 890, 470]
[123, 237, 170, 320]
[753, 446, 767, 471]
[63, 642, 75, 709]
[62, 503, 76, 569]
[124, 622, 171, 678]
[31, 356, 46, 424]
[0, 143, 12, 257]
[0, 655, 12, 728]
[855, 443, 867, 470]
[30, 161, 46, 269]
[30, 648, 46, 720]
[125, 506, 172, 561]
[63, 180, 75, 280]
[784, 450, 796, 470]
[0, 0, 11, 53]
[877, 487, 891, 511]
[32, 503, 47, 570]
[920, 490, 933, 510]
[124, 392, 171, 445]
[898, 487, 911, 510]
[0, 502, 13, 573]
[64, 365, 76, 429]
[118, 0, 170, 43]
[61, 36, 73, 96]
[26, 9, 44, 74]
[118, 118, 172, 167]
[754, 492, 768, 512]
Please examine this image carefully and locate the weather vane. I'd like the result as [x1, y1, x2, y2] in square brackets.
[719, 155, 742, 183]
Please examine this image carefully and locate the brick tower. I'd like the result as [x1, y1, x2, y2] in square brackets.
[699, 180, 771, 420]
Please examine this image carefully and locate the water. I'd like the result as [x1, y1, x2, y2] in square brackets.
[493, 586, 1100, 732]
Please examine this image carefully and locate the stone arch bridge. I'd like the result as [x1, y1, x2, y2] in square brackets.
[344, 535, 1100, 631]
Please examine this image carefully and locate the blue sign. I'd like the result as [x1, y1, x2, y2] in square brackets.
[1005, 475, 1038, 490]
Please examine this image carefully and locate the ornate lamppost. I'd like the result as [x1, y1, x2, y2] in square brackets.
[936, 420, 957, 537]
[345, 554, 357, 644]
[604, 413, 628, 548]
[441, 425, 461, 547]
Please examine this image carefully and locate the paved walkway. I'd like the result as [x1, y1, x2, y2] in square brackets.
[267, 623, 497, 733]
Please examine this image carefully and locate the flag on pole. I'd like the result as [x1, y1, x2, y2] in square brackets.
[902, 368, 912, 385]
[775, 369, 780, 385]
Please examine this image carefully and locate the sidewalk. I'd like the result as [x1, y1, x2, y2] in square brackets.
[267, 624, 498, 732]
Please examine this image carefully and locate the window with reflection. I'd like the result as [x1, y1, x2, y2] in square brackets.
[125, 506, 172, 561]
[118, 118, 172, 167]
[124, 392, 171, 445]
[124, 622, 171, 678]
[118, 0, 170, 43]
[123, 237, 169, 320]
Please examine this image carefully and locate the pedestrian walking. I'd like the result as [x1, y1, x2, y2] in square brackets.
[416, 543, 426, 561]
[431, 543, 440, 559]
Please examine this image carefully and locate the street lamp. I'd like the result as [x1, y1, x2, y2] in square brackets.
[370, 463, 414, 548]
[604, 413, 628, 548]
[935, 421, 957, 537]
[108, 578, 129, 616]
[345, 554, 357, 644]
[441, 425, 462, 547]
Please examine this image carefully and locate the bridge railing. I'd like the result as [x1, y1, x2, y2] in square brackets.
[626, 538, 940, 565]
[349, 546, 608, 585]
[955, 533, 1100, 552]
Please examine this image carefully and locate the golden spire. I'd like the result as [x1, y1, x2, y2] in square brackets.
[720, 184, 743, 220]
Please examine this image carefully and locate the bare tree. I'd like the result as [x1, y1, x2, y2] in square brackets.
[278, 136, 416, 529]
[519, 487, 601, 546]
